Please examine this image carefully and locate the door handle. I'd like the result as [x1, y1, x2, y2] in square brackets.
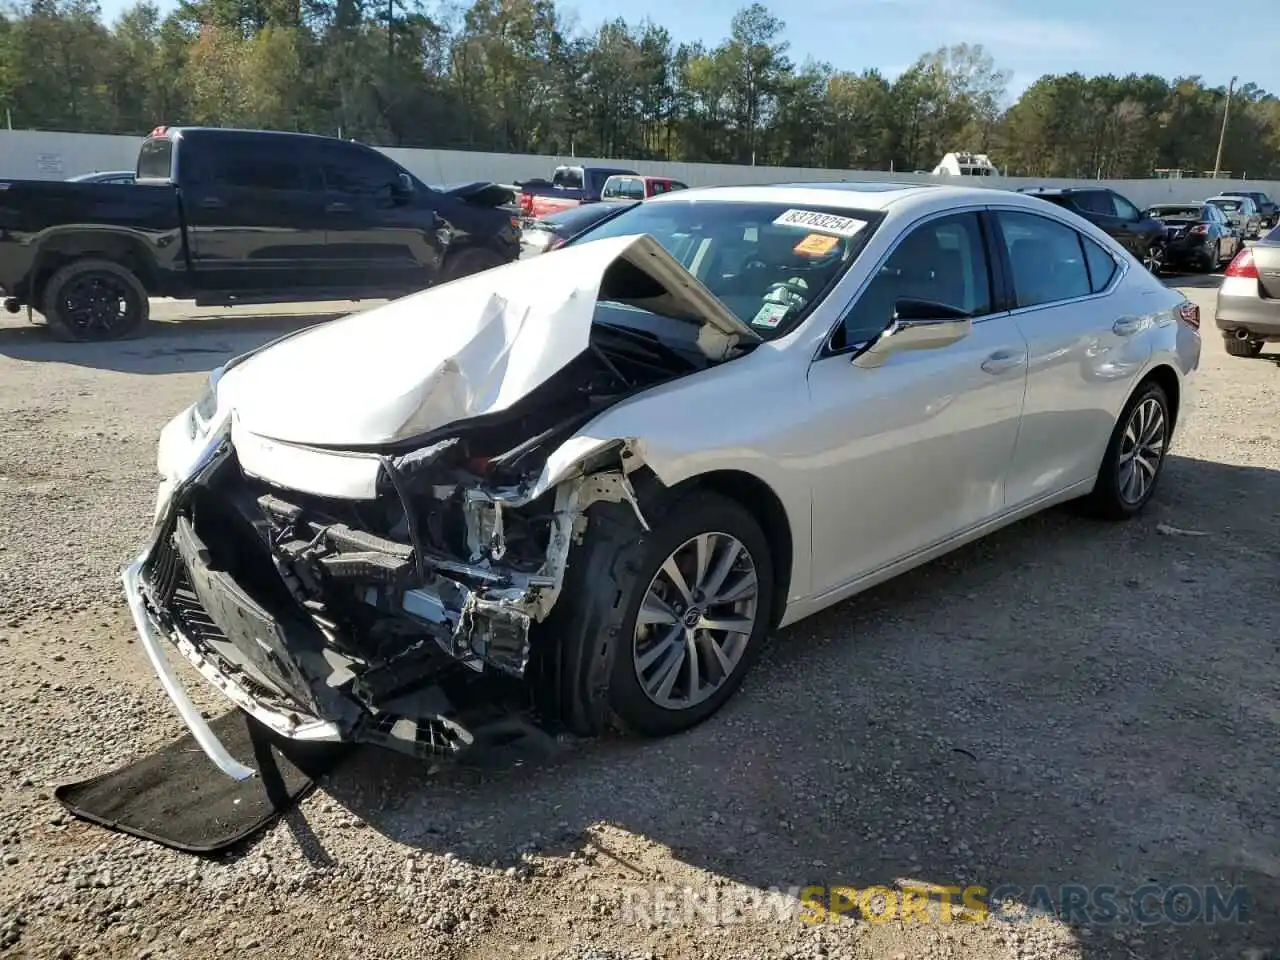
[980, 350, 1026, 375]
[1112, 316, 1143, 337]
[326, 201, 353, 213]
[196, 197, 225, 209]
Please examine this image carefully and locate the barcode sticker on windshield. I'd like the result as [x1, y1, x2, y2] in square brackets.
[773, 209, 868, 237]
[751, 302, 791, 329]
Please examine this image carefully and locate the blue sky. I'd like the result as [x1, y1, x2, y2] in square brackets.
[96, 0, 1274, 103]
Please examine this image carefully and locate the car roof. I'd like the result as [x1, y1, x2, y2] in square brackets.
[1016, 186, 1107, 196]
[1206, 195, 1244, 202]
[642, 180, 1012, 212]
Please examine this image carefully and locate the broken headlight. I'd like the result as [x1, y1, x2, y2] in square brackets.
[189, 365, 224, 437]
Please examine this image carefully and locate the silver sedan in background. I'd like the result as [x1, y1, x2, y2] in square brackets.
[1216, 227, 1280, 357]
[125, 181, 1202, 779]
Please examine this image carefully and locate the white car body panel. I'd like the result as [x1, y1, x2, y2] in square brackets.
[215, 233, 759, 449]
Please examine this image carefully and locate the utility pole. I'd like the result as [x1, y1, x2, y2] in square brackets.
[1212, 75, 1237, 180]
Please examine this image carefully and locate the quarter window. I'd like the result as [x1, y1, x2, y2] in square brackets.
[835, 212, 992, 349]
[1081, 235, 1118, 293]
[997, 211, 1092, 308]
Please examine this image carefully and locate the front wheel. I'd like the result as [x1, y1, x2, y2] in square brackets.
[1079, 380, 1172, 521]
[550, 491, 775, 738]
[439, 245, 507, 284]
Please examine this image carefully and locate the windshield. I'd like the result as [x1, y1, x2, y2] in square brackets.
[1210, 199, 1242, 211]
[1150, 206, 1202, 219]
[564, 198, 880, 339]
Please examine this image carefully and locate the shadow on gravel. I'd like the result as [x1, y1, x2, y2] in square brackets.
[1162, 272, 1224, 290]
[296, 456, 1280, 958]
[0, 311, 345, 375]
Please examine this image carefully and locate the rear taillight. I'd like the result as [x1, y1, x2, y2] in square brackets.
[1224, 248, 1259, 279]
[1189, 224, 1209, 236]
[1176, 302, 1200, 330]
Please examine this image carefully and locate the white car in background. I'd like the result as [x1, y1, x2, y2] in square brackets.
[122, 181, 1202, 779]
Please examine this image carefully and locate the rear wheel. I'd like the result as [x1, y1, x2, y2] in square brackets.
[42, 259, 148, 342]
[1079, 380, 1172, 521]
[1224, 335, 1265, 358]
[1142, 241, 1165, 274]
[439, 245, 507, 284]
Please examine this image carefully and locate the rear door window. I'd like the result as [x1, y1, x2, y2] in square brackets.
[996, 210, 1092, 308]
[202, 137, 319, 191]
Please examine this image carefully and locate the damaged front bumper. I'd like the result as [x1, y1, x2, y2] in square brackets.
[123, 412, 644, 780]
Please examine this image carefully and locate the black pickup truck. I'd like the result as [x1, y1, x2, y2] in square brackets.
[0, 126, 521, 341]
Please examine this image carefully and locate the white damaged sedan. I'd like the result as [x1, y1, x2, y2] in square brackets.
[124, 182, 1202, 778]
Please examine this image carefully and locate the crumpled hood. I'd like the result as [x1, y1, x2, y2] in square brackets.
[217, 234, 760, 449]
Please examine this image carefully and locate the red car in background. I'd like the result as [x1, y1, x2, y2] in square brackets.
[599, 174, 689, 201]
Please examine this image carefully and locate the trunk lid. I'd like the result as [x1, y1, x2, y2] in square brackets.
[218, 234, 762, 448]
[1253, 240, 1280, 299]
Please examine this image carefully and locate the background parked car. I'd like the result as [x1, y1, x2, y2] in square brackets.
[517, 164, 637, 221]
[0, 126, 520, 341]
[1205, 195, 1262, 239]
[66, 170, 135, 184]
[600, 174, 689, 201]
[1215, 226, 1280, 357]
[518, 200, 640, 258]
[1219, 189, 1278, 227]
[1143, 202, 1240, 273]
[1017, 186, 1166, 273]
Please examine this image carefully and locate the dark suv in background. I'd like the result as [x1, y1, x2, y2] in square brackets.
[1017, 186, 1167, 273]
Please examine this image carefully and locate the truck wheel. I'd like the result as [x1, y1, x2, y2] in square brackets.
[440, 246, 506, 284]
[42, 259, 149, 342]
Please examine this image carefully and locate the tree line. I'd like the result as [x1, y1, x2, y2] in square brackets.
[3, 0, 1279, 179]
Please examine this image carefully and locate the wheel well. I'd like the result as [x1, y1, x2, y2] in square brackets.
[1139, 364, 1180, 432]
[679, 469, 794, 628]
[31, 235, 155, 305]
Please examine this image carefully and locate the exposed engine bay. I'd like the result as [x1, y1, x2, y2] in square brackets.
[139, 287, 734, 762]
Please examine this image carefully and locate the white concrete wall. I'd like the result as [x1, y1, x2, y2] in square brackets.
[4, 128, 1278, 211]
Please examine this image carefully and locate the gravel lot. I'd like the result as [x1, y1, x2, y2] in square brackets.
[0, 283, 1276, 960]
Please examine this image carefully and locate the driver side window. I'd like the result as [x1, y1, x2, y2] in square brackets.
[1110, 193, 1141, 221]
[833, 213, 993, 350]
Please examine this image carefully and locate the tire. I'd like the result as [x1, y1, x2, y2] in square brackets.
[1198, 247, 1218, 273]
[440, 245, 507, 284]
[544, 489, 775, 739]
[42, 259, 148, 342]
[1079, 379, 1172, 521]
[1142, 242, 1165, 275]
[1224, 335, 1265, 358]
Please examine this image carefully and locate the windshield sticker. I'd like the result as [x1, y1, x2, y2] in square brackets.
[773, 209, 868, 237]
[751, 302, 791, 329]
[794, 233, 841, 257]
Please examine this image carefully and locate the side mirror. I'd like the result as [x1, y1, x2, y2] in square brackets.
[853, 299, 972, 368]
[390, 173, 415, 202]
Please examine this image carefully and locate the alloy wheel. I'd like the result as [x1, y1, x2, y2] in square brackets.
[1142, 243, 1165, 274]
[632, 532, 760, 711]
[1117, 397, 1167, 505]
[58, 273, 136, 337]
